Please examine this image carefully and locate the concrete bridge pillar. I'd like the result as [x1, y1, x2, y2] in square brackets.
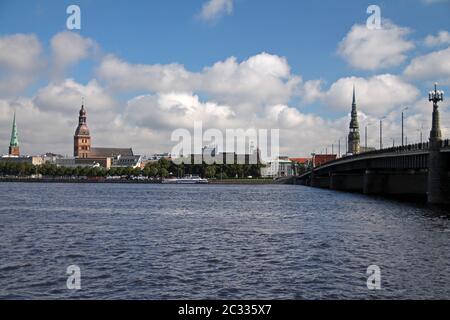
[329, 173, 363, 192]
[363, 170, 387, 195]
[310, 170, 316, 187]
[427, 146, 449, 204]
[364, 170, 427, 197]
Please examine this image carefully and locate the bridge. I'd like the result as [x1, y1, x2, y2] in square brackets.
[297, 84, 449, 204]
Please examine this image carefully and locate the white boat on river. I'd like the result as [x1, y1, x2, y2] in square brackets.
[162, 175, 209, 184]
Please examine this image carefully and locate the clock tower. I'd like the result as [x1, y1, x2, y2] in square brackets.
[74, 101, 91, 158]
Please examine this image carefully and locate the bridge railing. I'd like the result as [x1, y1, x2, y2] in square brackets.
[363, 142, 430, 155]
[299, 139, 450, 178]
[312, 141, 430, 170]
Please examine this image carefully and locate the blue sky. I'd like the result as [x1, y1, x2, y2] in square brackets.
[0, 1, 448, 77]
[0, 0, 449, 156]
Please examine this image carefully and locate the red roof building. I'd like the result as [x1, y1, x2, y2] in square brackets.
[289, 158, 311, 165]
[313, 154, 337, 167]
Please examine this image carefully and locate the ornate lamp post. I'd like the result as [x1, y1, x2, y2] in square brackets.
[427, 83, 447, 204]
[429, 83, 444, 145]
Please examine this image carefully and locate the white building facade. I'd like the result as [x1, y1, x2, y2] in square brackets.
[261, 156, 294, 178]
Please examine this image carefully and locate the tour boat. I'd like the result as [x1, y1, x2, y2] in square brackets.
[162, 175, 209, 184]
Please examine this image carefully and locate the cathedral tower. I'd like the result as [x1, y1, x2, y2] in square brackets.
[74, 101, 91, 158]
[8, 111, 19, 156]
[348, 86, 360, 155]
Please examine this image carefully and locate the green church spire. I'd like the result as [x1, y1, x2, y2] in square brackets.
[10, 111, 19, 147]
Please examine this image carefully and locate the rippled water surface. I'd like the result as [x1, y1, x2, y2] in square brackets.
[0, 183, 449, 299]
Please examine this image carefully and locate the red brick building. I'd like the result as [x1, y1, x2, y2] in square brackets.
[313, 154, 337, 167]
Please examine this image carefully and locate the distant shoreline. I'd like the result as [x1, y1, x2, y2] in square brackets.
[0, 178, 277, 185]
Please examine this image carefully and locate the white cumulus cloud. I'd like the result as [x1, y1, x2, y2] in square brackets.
[337, 21, 415, 70]
[311, 75, 420, 116]
[124, 93, 236, 131]
[50, 31, 98, 79]
[199, 0, 233, 22]
[33, 79, 116, 115]
[404, 46, 450, 82]
[0, 34, 45, 96]
[96, 52, 302, 107]
[424, 30, 450, 47]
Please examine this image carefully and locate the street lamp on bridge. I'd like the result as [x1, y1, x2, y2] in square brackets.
[379, 116, 387, 150]
[417, 122, 424, 144]
[401, 106, 409, 146]
[429, 83, 445, 144]
[365, 122, 372, 151]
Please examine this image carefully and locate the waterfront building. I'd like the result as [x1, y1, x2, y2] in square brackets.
[111, 154, 142, 168]
[172, 146, 260, 165]
[140, 153, 171, 168]
[312, 154, 337, 167]
[71, 102, 140, 168]
[261, 156, 294, 178]
[56, 157, 109, 168]
[290, 158, 312, 175]
[41, 153, 64, 164]
[0, 155, 44, 166]
[146, 153, 171, 162]
[348, 86, 360, 155]
[289, 158, 312, 166]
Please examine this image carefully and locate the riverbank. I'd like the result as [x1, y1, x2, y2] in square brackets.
[0, 177, 276, 185]
[209, 179, 274, 184]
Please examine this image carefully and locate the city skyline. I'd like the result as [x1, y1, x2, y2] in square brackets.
[0, 0, 449, 157]
[1, 1, 450, 304]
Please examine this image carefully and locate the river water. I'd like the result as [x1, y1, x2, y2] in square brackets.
[0, 183, 449, 299]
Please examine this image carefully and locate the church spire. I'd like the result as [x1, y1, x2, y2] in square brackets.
[9, 111, 20, 156]
[352, 85, 356, 105]
[10, 111, 18, 146]
[74, 99, 91, 158]
[348, 85, 360, 154]
[350, 85, 359, 129]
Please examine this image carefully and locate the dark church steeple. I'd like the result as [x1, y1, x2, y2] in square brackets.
[348, 85, 360, 154]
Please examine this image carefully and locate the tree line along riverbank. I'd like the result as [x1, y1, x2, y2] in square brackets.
[0, 177, 276, 184]
[0, 158, 275, 184]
